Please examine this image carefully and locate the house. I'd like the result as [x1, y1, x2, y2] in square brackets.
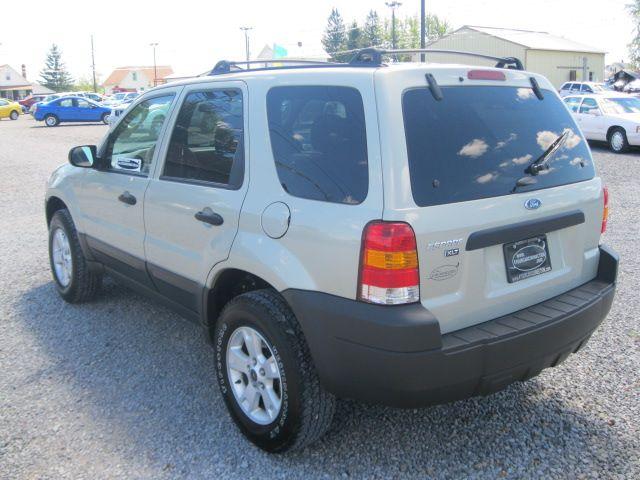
[102, 65, 174, 94]
[424, 26, 606, 88]
[0, 64, 33, 100]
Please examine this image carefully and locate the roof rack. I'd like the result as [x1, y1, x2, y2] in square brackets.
[210, 59, 344, 75]
[208, 48, 525, 76]
[349, 48, 524, 70]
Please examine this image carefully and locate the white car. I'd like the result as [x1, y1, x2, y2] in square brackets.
[559, 82, 607, 97]
[563, 93, 640, 152]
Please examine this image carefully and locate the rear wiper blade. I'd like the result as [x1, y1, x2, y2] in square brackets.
[526, 129, 570, 176]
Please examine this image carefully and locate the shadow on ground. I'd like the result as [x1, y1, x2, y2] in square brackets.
[15, 280, 634, 478]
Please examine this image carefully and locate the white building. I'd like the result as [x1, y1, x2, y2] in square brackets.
[425, 26, 606, 88]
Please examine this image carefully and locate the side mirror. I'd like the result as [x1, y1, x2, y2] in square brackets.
[68, 145, 97, 168]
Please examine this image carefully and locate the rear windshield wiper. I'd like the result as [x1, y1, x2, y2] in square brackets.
[526, 129, 570, 176]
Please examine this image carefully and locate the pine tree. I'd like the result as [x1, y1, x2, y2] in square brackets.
[362, 10, 384, 48]
[628, 1, 640, 67]
[39, 44, 73, 92]
[346, 20, 362, 53]
[322, 8, 348, 61]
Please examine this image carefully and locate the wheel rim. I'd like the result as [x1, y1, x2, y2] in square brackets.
[10, 111, 18, 119]
[51, 228, 72, 287]
[46, 116, 55, 126]
[611, 132, 624, 151]
[226, 326, 283, 425]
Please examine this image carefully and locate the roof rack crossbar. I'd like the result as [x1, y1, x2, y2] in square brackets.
[349, 48, 524, 71]
[210, 59, 343, 75]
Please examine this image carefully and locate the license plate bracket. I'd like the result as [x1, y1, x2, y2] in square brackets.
[503, 235, 552, 283]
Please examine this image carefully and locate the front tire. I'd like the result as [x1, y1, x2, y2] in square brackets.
[48, 209, 101, 303]
[101, 113, 110, 124]
[9, 110, 19, 120]
[214, 289, 335, 452]
[44, 114, 59, 127]
[609, 127, 629, 153]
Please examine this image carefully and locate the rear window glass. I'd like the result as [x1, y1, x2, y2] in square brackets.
[266, 86, 368, 204]
[402, 86, 595, 207]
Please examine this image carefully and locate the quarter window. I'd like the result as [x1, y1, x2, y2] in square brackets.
[579, 98, 599, 114]
[266, 86, 368, 205]
[102, 94, 174, 175]
[163, 90, 244, 187]
[564, 97, 582, 113]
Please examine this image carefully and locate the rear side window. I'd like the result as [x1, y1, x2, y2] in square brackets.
[266, 86, 368, 204]
[581, 84, 594, 93]
[564, 97, 582, 112]
[579, 98, 599, 114]
[163, 90, 244, 188]
[402, 86, 595, 207]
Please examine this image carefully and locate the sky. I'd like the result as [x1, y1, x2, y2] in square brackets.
[0, 0, 634, 83]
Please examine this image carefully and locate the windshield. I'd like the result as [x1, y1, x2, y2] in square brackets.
[601, 97, 640, 114]
[402, 86, 595, 207]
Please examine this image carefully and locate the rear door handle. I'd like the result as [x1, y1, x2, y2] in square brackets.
[195, 207, 224, 226]
[118, 191, 137, 205]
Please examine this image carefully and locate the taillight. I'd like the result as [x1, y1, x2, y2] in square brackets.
[358, 221, 420, 305]
[601, 186, 609, 234]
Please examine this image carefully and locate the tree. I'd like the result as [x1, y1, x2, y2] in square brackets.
[40, 44, 73, 92]
[361, 10, 384, 48]
[425, 14, 451, 42]
[322, 8, 348, 61]
[628, 1, 640, 67]
[346, 20, 362, 52]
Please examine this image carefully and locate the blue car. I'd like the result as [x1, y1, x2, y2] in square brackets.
[34, 96, 112, 127]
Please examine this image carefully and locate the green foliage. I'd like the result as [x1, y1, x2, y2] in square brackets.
[361, 10, 384, 48]
[39, 44, 74, 92]
[322, 8, 451, 62]
[346, 20, 362, 52]
[72, 77, 103, 94]
[321, 8, 348, 61]
[627, 1, 640, 68]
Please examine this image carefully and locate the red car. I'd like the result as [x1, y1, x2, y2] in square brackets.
[19, 95, 48, 112]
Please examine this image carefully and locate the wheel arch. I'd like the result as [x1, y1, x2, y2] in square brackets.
[203, 268, 279, 339]
[46, 196, 69, 226]
[606, 125, 625, 140]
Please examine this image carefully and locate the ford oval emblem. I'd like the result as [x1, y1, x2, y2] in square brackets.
[524, 198, 542, 210]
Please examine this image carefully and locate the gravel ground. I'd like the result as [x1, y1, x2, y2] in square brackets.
[0, 115, 638, 479]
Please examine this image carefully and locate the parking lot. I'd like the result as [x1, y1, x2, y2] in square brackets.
[0, 115, 638, 479]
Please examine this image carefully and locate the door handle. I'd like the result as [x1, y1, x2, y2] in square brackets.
[118, 191, 137, 205]
[195, 207, 224, 226]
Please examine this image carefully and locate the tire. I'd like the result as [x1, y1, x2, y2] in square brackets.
[214, 289, 335, 452]
[44, 114, 59, 127]
[9, 110, 19, 120]
[101, 113, 110, 124]
[609, 127, 629, 153]
[48, 209, 102, 303]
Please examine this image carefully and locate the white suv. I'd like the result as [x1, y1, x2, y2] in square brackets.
[45, 50, 618, 452]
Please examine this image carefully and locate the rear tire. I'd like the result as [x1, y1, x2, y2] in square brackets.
[9, 110, 19, 120]
[101, 113, 110, 124]
[44, 114, 59, 127]
[48, 209, 102, 303]
[214, 289, 335, 452]
[609, 127, 629, 153]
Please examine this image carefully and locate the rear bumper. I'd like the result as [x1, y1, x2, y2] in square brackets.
[283, 245, 618, 408]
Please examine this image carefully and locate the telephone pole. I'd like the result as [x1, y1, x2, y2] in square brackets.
[240, 27, 252, 67]
[420, 0, 426, 62]
[385, 1, 402, 50]
[149, 42, 159, 86]
[90, 35, 97, 92]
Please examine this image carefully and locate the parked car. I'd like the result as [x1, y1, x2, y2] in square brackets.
[103, 92, 138, 107]
[34, 96, 111, 127]
[0, 98, 22, 120]
[623, 79, 640, 96]
[45, 53, 618, 452]
[19, 94, 48, 113]
[559, 81, 608, 97]
[74, 91, 106, 103]
[563, 93, 640, 152]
